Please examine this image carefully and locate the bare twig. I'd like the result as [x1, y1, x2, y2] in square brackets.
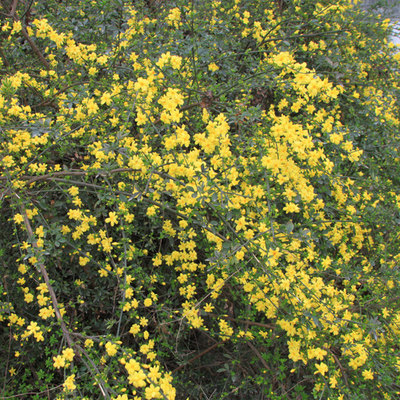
[1, 324, 12, 396]
[74, 345, 111, 399]
[19, 204, 74, 348]
[19, 24, 50, 70]
[0, 383, 65, 399]
[9, 0, 18, 17]
[208, 314, 275, 330]
[0, 47, 10, 67]
[323, 346, 349, 387]
[246, 341, 271, 372]
[0, 168, 229, 243]
[31, 81, 90, 109]
[1, 1, 51, 70]
[172, 341, 223, 373]
[17, 201, 114, 399]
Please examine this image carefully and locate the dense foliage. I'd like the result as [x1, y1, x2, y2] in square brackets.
[1, 0, 400, 398]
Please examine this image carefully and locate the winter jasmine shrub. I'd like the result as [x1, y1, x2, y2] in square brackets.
[1, 0, 400, 399]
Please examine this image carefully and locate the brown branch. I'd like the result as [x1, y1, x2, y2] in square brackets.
[0, 383, 65, 399]
[208, 313, 275, 330]
[19, 203, 75, 349]
[246, 341, 271, 372]
[73, 345, 111, 399]
[9, 0, 18, 16]
[0, 47, 10, 68]
[19, 24, 50, 70]
[172, 341, 223, 373]
[10, 204, 111, 400]
[0, 168, 140, 184]
[2, 3, 51, 70]
[1, 167, 228, 241]
[323, 346, 349, 387]
[263, 29, 348, 44]
[0, 167, 181, 186]
[1, 324, 12, 395]
[31, 81, 90, 109]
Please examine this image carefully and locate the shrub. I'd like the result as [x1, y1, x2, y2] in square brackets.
[1, 0, 400, 399]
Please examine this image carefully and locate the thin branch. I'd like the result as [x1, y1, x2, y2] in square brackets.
[0, 47, 10, 68]
[31, 81, 90, 109]
[9, 0, 18, 16]
[1, 324, 12, 395]
[208, 314, 275, 330]
[0, 167, 172, 183]
[0, 168, 229, 242]
[172, 341, 223, 373]
[323, 346, 349, 387]
[19, 0, 34, 20]
[74, 345, 111, 399]
[246, 341, 271, 372]
[2, 5, 51, 70]
[19, 24, 51, 70]
[17, 200, 113, 399]
[19, 203, 75, 348]
[0, 383, 65, 399]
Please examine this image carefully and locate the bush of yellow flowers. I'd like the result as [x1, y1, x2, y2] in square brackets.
[1, 0, 400, 398]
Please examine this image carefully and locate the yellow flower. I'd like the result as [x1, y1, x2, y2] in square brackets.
[101, 237, 113, 252]
[146, 206, 157, 217]
[127, 369, 147, 388]
[208, 62, 219, 72]
[362, 369, 374, 380]
[218, 319, 234, 340]
[382, 307, 390, 318]
[14, 214, 24, 224]
[62, 348, 75, 362]
[113, 395, 128, 400]
[105, 341, 118, 356]
[235, 249, 245, 261]
[88, 67, 98, 76]
[105, 211, 118, 226]
[145, 385, 161, 399]
[100, 92, 112, 105]
[144, 298, 152, 307]
[235, 216, 246, 231]
[61, 225, 71, 234]
[170, 55, 182, 69]
[314, 362, 328, 376]
[98, 268, 109, 277]
[311, 347, 327, 361]
[130, 324, 140, 335]
[3, 155, 15, 168]
[166, 7, 181, 28]
[204, 303, 214, 313]
[68, 209, 82, 220]
[86, 98, 98, 115]
[24, 293, 34, 303]
[11, 21, 22, 34]
[53, 355, 66, 369]
[39, 307, 55, 319]
[79, 256, 90, 266]
[67, 186, 79, 196]
[63, 374, 76, 392]
[283, 202, 300, 213]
